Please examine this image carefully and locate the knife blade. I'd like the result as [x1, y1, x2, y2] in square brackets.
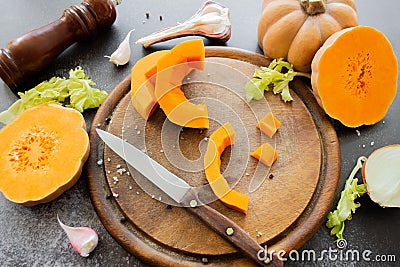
[96, 128, 283, 266]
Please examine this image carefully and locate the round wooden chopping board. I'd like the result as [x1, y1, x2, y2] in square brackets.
[87, 47, 340, 266]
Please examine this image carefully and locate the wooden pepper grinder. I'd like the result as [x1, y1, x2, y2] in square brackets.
[0, 0, 117, 92]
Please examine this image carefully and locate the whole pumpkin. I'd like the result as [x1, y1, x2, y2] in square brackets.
[257, 0, 358, 72]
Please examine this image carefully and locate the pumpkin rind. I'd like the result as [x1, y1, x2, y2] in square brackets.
[311, 26, 398, 127]
[258, 0, 358, 72]
[0, 103, 89, 206]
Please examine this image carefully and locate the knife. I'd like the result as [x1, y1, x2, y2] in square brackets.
[96, 128, 283, 266]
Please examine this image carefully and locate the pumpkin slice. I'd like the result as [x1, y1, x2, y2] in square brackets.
[131, 50, 170, 120]
[256, 112, 281, 138]
[0, 103, 89, 206]
[251, 142, 278, 167]
[155, 39, 209, 128]
[204, 122, 249, 214]
[311, 26, 398, 127]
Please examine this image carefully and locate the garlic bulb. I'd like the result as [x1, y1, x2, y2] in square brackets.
[136, 1, 231, 47]
[57, 215, 99, 257]
[105, 29, 134, 66]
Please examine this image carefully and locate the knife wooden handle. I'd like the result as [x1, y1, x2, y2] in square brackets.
[0, 0, 116, 91]
[183, 191, 284, 266]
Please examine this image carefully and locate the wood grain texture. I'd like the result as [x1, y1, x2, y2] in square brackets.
[86, 47, 341, 266]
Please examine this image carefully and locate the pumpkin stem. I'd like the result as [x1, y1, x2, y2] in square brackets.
[300, 0, 326, 15]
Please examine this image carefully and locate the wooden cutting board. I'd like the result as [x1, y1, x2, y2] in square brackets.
[86, 47, 340, 266]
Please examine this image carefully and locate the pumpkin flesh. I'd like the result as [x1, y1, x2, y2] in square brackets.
[131, 50, 170, 120]
[204, 123, 248, 214]
[0, 103, 89, 206]
[251, 142, 278, 167]
[155, 39, 208, 128]
[256, 112, 281, 138]
[311, 26, 398, 127]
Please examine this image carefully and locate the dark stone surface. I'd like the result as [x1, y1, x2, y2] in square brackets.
[0, 0, 399, 266]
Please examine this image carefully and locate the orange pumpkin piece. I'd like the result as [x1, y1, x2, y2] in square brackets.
[251, 142, 278, 167]
[0, 103, 89, 206]
[256, 112, 281, 138]
[204, 122, 249, 214]
[311, 26, 398, 127]
[155, 39, 209, 128]
[131, 50, 170, 120]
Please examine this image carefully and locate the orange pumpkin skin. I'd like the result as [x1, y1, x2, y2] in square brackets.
[258, 0, 358, 72]
[311, 26, 398, 127]
[0, 103, 90, 206]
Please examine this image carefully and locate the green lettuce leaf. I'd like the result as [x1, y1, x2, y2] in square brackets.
[0, 66, 107, 124]
[244, 58, 311, 103]
[326, 157, 368, 241]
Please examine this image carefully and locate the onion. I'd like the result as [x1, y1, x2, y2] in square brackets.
[362, 144, 400, 208]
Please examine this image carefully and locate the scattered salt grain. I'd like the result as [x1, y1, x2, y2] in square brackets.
[116, 164, 121, 169]
[117, 168, 126, 175]
[356, 129, 361, 136]
[113, 193, 119, 198]
[97, 159, 103, 166]
[370, 141, 375, 147]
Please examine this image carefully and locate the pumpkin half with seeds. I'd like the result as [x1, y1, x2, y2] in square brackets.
[257, 0, 358, 72]
[311, 26, 398, 127]
[0, 103, 89, 206]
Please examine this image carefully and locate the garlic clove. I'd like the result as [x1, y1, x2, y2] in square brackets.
[105, 29, 134, 66]
[57, 214, 99, 257]
[136, 1, 231, 48]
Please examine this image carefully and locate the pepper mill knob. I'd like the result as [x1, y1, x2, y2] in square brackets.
[0, 0, 116, 92]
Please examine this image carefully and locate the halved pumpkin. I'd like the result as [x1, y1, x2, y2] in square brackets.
[155, 39, 209, 128]
[204, 122, 248, 214]
[311, 26, 398, 127]
[131, 50, 170, 120]
[0, 103, 89, 206]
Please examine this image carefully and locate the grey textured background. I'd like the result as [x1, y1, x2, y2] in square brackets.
[0, 0, 399, 266]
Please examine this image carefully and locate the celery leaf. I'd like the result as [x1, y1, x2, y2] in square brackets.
[0, 66, 107, 124]
[245, 58, 310, 103]
[326, 157, 367, 241]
